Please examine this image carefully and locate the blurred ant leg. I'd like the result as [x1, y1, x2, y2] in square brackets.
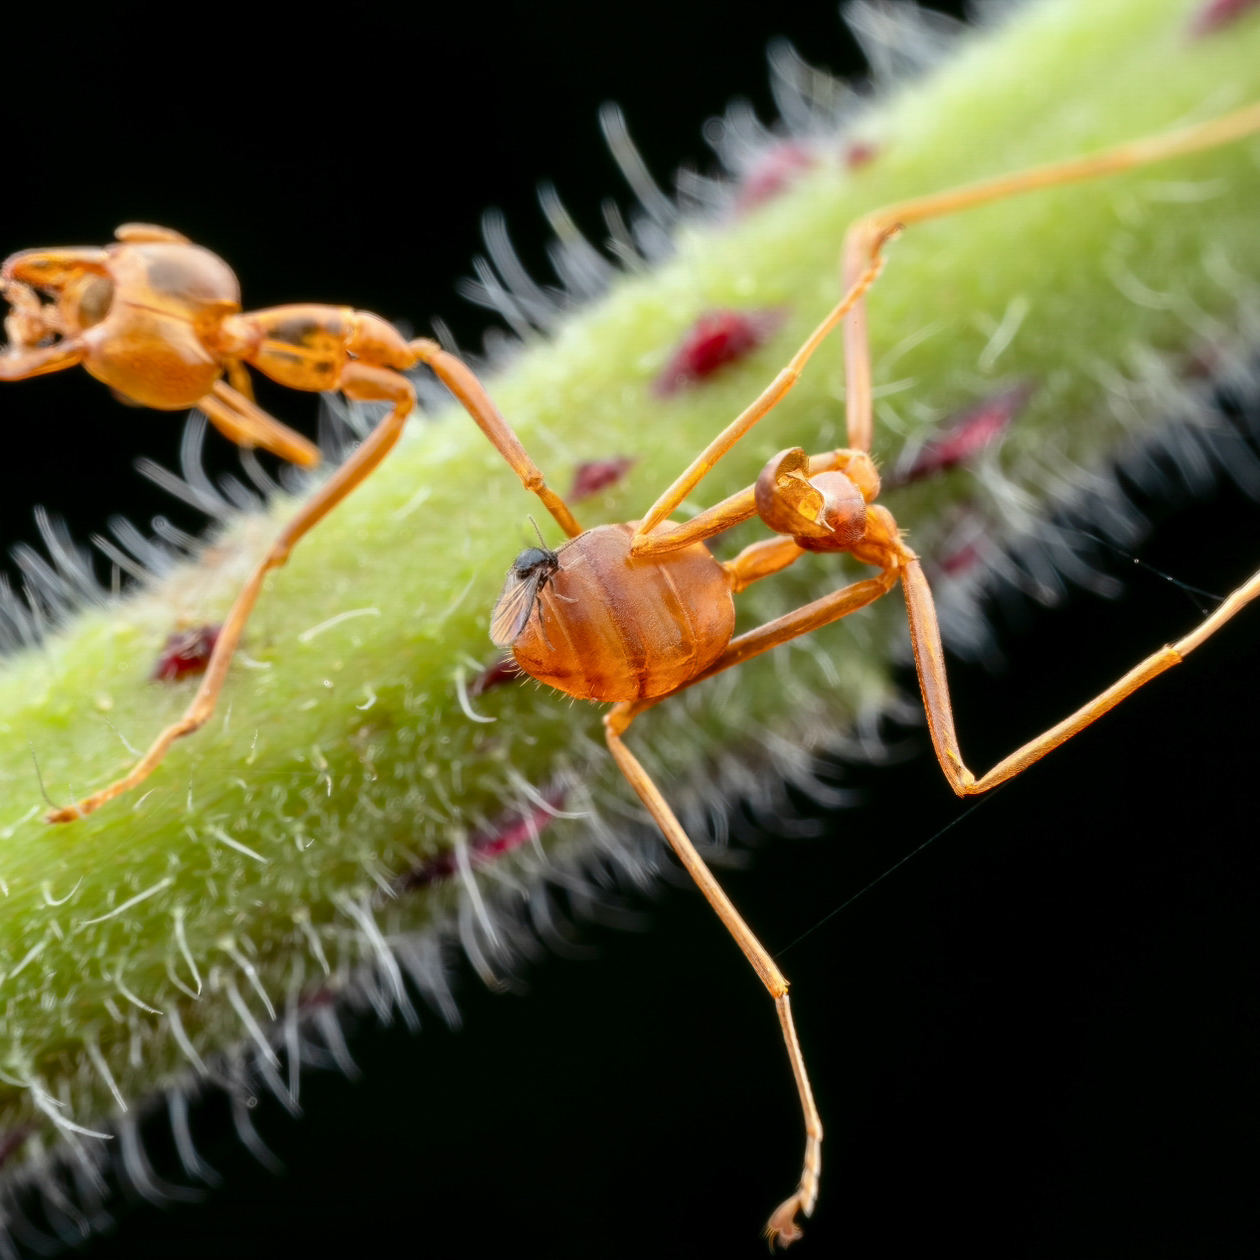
[224, 359, 256, 403]
[0, 338, 85, 381]
[197, 381, 321, 468]
[633, 234, 896, 546]
[409, 338, 583, 539]
[46, 364, 416, 823]
[841, 100, 1260, 452]
[900, 556, 1260, 796]
[603, 704, 821, 1246]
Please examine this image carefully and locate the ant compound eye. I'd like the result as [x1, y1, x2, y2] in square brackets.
[73, 275, 115, 329]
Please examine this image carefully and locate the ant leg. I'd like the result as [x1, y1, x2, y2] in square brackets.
[408, 338, 583, 539]
[224, 360, 256, 403]
[604, 703, 821, 1247]
[723, 536, 806, 593]
[196, 381, 320, 468]
[900, 556, 1260, 796]
[632, 234, 896, 547]
[0, 337, 85, 381]
[841, 99, 1260, 453]
[46, 364, 415, 823]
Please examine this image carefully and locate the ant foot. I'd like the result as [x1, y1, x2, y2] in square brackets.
[763, 1191, 808, 1249]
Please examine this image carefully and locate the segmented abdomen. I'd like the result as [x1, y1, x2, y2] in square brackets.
[512, 523, 735, 703]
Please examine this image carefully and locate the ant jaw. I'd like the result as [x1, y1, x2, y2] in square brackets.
[755, 447, 866, 551]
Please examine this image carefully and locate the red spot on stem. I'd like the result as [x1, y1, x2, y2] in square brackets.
[733, 142, 817, 213]
[654, 308, 786, 397]
[470, 656, 523, 696]
[153, 625, 220, 682]
[1187, 0, 1260, 36]
[889, 382, 1034, 488]
[0, 1123, 33, 1171]
[929, 509, 991, 580]
[938, 537, 985, 577]
[843, 140, 880, 170]
[402, 787, 566, 890]
[571, 457, 635, 501]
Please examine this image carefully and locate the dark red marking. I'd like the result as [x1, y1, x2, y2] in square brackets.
[928, 508, 991, 579]
[571, 457, 635, 501]
[1187, 0, 1260, 36]
[153, 625, 221, 682]
[843, 141, 880, 170]
[402, 786, 565, 891]
[888, 382, 1034, 488]
[1184, 342, 1226, 379]
[733, 142, 817, 213]
[0, 1123, 34, 1172]
[298, 986, 335, 1012]
[470, 656, 523, 696]
[938, 538, 985, 577]
[653, 308, 786, 397]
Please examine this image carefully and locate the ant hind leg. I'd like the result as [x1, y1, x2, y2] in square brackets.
[603, 703, 822, 1246]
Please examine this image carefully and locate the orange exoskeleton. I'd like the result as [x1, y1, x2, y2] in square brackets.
[448, 102, 1260, 1243]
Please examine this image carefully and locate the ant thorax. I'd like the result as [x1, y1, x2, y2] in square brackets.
[508, 523, 734, 703]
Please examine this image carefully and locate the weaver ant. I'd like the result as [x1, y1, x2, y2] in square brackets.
[453, 102, 1260, 1243]
[0, 224, 522, 822]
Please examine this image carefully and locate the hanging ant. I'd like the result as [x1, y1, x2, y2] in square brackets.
[0, 223, 553, 822]
[455, 102, 1260, 1243]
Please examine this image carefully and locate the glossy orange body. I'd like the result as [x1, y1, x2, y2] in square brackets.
[240, 306, 413, 393]
[511, 523, 735, 703]
[6, 236, 240, 408]
[0, 225, 420, 419]
[5, 237, 240, 408]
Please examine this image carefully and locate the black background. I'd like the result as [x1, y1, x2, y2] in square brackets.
[2, 3, 1257, 1257]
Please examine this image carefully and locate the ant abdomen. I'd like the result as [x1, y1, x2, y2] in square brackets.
[511, 523, 735, 703]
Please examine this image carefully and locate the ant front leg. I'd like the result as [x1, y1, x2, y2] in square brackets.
[840, 100, 1260, 453]
[900, 556, 1260, 796]
[409, 338, 584, 539]
[45, 356, 420, 823]
[196, 380, 321, 468]
[0, 336, 85, 381]
[602, 701, 822, 1247]
[633, 233, 896, 547]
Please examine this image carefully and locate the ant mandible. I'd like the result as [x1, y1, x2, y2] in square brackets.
[0, 223, 568, 822]
[455, 102, 1260, 1244]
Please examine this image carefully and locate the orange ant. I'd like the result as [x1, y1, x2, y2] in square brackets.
[0, 223, 524, 822]
[449, 102, 1260, 1244]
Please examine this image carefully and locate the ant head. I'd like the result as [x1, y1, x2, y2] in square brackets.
[754, 447, 867, 552]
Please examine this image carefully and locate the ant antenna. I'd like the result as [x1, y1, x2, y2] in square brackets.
[527, 514, 550, 550]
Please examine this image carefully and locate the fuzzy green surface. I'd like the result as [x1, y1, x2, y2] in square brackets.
[1, 0, 1258, 1168]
